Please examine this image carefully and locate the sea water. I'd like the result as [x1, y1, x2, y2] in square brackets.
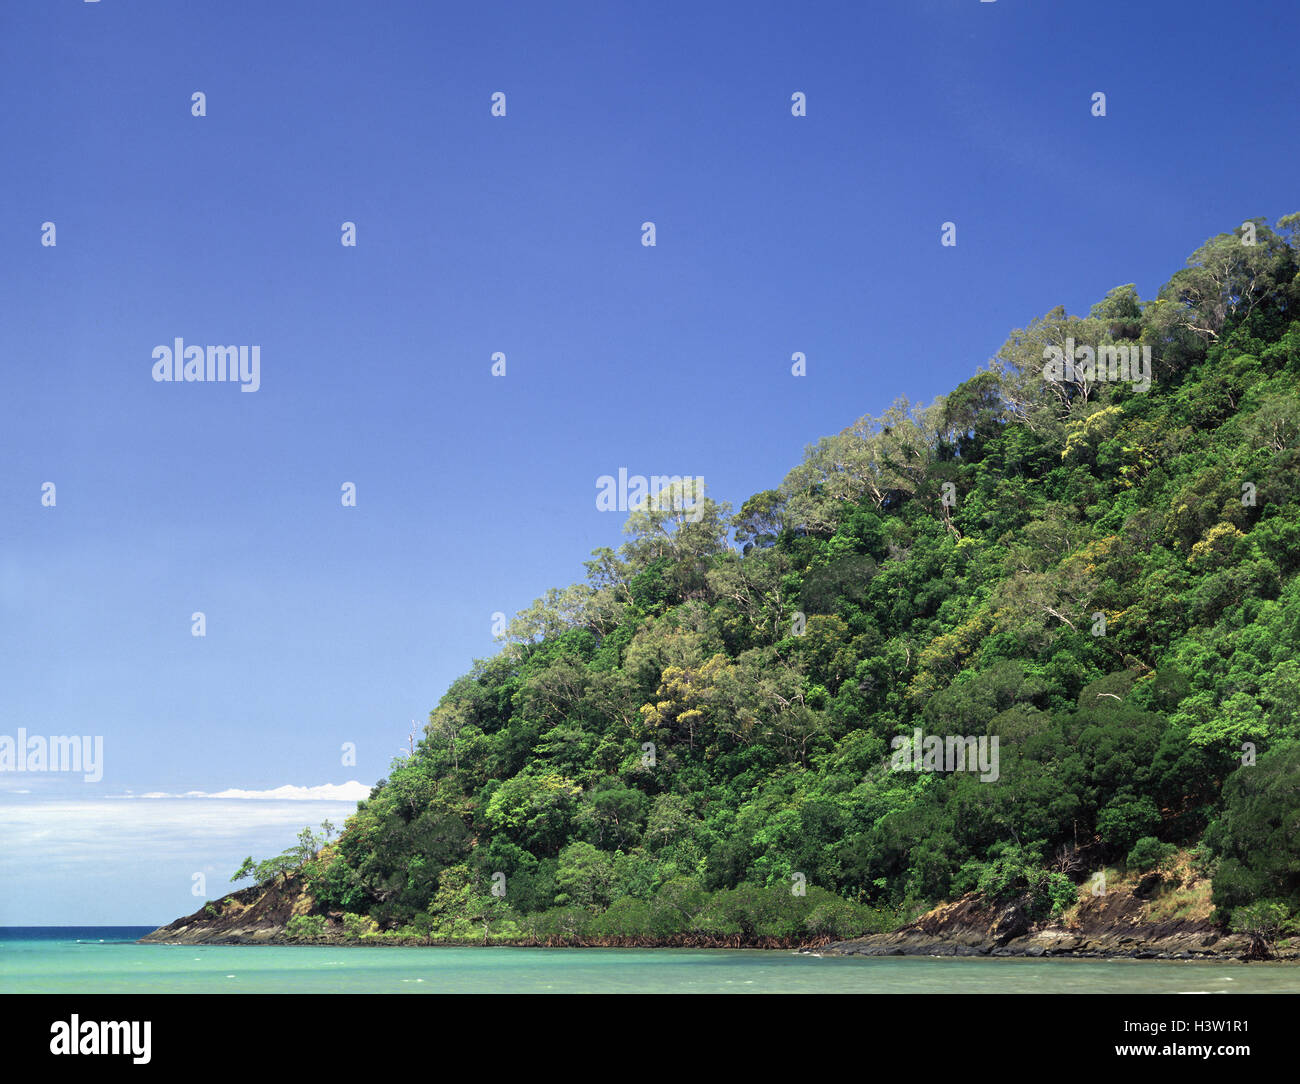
[3, 928, 1297, 994]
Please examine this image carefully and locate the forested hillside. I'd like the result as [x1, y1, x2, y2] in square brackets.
[253, 214, 1300, 948]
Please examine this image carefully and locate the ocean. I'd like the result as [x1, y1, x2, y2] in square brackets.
[3, 928, 1299, 993]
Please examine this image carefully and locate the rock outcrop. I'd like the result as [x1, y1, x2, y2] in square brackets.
[819, 881, 1295, 961]
[141, 874, 316, 945]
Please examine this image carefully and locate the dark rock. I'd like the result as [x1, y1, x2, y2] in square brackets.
[988, 900, 1031, 945]
[1134, 873, 1162, 900]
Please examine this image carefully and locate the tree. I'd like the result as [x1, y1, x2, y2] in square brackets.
[638, 654, 730, 752]
[554, 842, 616, 911]
[1229, 900, 1291, 959]
[294, 825, 323, 865]
[425, 702, 468, 769]
[268, 212, 1300, 947]
[781, 399, 945, 527]
[618, 480, 732, 602]
[1156, 224, 1289, 343]
[483, 771, 581, 854]
[993, 306, 1114, 438]
[501, 584, 597, 646]
[732, 489, 789, 554]
[1204, 743, 1300, 921]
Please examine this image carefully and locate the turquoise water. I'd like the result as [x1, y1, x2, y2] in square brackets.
[3, 929, 1298, 993]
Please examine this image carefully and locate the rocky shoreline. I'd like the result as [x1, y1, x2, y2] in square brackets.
[140, 870, 1297, 962]
[816, 890, 1295, 962]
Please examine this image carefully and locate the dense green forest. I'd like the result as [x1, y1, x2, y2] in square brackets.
[247, 214, 1300, 947]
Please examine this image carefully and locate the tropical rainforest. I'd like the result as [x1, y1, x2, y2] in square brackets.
[239, 214, 1300, 949]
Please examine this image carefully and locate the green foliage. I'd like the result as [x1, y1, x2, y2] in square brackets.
[1126, 837, 1176, 872]
[341, 912, 380, 940]
[230, 821, 338, 890]
[1228, 900, 1292, 956]
[1204, 743, 1300, 921]
[554, 842, 616, 911]
[286, 915, 327, 939]
[1096, 796, 1163, 854]
[246, 213, 1300, 942]
[303, 853, 367, 911]
[1044, 873, 1078, 919]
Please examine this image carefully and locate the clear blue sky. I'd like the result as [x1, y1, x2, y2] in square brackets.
[2, 0, 1297, 924]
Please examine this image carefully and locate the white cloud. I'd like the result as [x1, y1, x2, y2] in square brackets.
[0, 796, 364, 858]
[123, 781, 373, 802]
[0, 795, 371, 925]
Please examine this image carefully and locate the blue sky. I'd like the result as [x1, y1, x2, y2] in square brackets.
[1, 0, 1297, 924]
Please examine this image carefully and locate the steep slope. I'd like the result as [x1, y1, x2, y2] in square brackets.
[150, 213, 1300, 957]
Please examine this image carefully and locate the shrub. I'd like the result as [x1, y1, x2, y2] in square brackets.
[1096, 795, 1162, 854]
[589, 897, 653, 939]
[1126, 837, 1176, 872]
[342, 912, 380, 939]
[1229, 900, 1291, 957]
[286, 914, 327, 939]
[520, 907, 592, 942]
[803, 891, 876, 939]
[1044, 872, 1078, 918]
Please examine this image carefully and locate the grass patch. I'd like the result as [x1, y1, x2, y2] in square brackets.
[1148, 878, 1214, 924]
